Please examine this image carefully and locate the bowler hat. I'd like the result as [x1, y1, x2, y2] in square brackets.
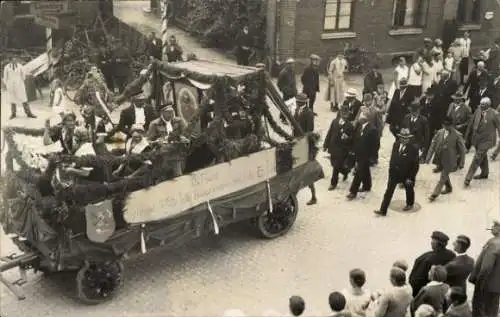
[424, 37, 432, 43]
[345, 88, 358, 97]
[398, 128, 413, 138]
[456, 235, 471, 248]
[399, 78, 408, 86]
[286, 58, 295, 64]
[409, 102, 421, 111]
[431, 231, 449, 243]
[443, 117, 453, 125]
[296, 93, 308, 103]
[310, 54, 321, 60]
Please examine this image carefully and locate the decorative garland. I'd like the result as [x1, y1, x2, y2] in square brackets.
[262, 106, 294, 141]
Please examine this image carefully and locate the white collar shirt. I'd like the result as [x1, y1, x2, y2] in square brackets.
[134, 106, 146, 126]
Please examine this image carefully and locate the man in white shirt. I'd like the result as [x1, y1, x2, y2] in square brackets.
[458, 31, 471, 84]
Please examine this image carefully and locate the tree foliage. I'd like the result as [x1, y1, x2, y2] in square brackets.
[185, 0, 266, 50]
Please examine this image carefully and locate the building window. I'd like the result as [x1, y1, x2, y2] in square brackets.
[392, 0, 429, 28]
[457, 0, 481, 24]
[323, 0, 354, 31]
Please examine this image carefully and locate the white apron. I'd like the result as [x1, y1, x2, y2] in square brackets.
[2, 63, 28, 104]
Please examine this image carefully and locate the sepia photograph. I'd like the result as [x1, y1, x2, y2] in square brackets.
[0, 0, 499, 316]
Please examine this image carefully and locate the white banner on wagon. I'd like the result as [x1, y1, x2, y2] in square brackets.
[123, 148, 278, 224]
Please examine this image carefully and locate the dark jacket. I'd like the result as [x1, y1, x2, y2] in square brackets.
[277, 66, 297, 100]
[386, 88, 413, 127]
[146, 38, 163, 60]
[363, 70, 384, 94]
[426, 128, 466, 172]
[110, 105, 156, 137]
[469, 86, 493, 112]
[446, 103, 472, 134]
[323, 117, 355, 161]
[401, 114, 430, 151]
[353, 123, 378, 163]
[444, 302, 472, 317]
[166, 44, 183, 63]
[469, 236, 500, 293]
[420, 95, 437, 120]
[301, 65, 320, 95]
[112, 46, 131, 77]
[492, 76, 500, 107]
[410, 282, 450, 316]
[293, 105, 314, 137]
[342, 98, 362, 122]
[388, 141, 420, 182]
[409, 248, 456, 297]
[435, 77, 458, 112]
[444, 254, 474, 290]
[464, 69, 489, 100]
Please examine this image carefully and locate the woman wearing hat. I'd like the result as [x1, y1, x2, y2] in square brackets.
[374, 128, 419, 216]
[425, 117, 466, 201]
[327, 53, 348, 111]
[112, 124, 153, 178]
[147, 104, 176, 141]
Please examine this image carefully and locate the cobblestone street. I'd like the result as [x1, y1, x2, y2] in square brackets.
[1, 2, 499, 316]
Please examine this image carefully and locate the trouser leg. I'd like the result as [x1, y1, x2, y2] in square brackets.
[484, 291, 500, 317]
[479, 150, 489, 176]
[380, 178, 398, 213]
[361, 163, 372, 190]
[404, 181, 415, 206]
[22, 102, 35, 117]
[432, 170, 450, 197]
[466, 150, 486, 181]
[349, 165, 363, 195]
[309, 184, 316, 199]
[10, 103, 16, 118]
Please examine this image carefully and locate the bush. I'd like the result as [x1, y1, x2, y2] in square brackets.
[185, 0, 266, 50]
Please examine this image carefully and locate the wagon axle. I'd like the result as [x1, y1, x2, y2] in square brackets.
[0, 252, 39, 300]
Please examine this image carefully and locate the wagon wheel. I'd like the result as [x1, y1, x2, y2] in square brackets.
[76, 260, 124, 305]
[255, 194, 298, 239]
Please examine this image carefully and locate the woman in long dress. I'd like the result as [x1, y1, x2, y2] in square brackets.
[326, 53, 348, 111]
[2, 57, 36, 119]
[388, 57, 409, 100]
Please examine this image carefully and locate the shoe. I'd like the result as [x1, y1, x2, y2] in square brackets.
[27, 114, 37, 118]
[306, 198, 317, 205]
[346, 193, 356, 200]
[402, 205, 414, 211]
[491, 154, 498, 161]
[9, 114, 16, 120]
[313, 112, 318, 116]
[464, 180, 470, 187]
[428, 195, 438, 202]
[342, 173, 348, 182]
[473, 174, 488, 180]
[441, 188, 452, 195]
[374, 210, 386, 217]
[432, 168, 441, 173]
[328, 185, 337, 191]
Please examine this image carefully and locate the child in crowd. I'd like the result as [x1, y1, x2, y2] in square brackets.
[392, 260, 413, 296]
[444, 51, 455, 74]
[342, 269, 372, 316]
[329, 292, 353, 317]
[289, 296, 305, 316]
[373, 84, 388, 136]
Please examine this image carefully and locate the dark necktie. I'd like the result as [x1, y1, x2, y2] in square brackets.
[400, 145, 405, 155]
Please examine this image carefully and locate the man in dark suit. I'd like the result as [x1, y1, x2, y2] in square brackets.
[401, 102, 430, 161]
[469, 219, 500, 317]
[363, 64, 384, 95]
[346, 110, 378, 200]
[235, 25, 253, 66]
[386, 78, 414, 138]
[492, 71, 500, 108]
[323, 104, 355, 190]
[166, 35, 183, 63]
[278, 58, 297, 123]
[409, 231, 456, 297]
[447, 92, 472, 138]
[468, 79, 492, 113]
[464, 61, 489, 111]
[342, 88, 362, 122]
[425, 117, 466, 201]
[374, 128, 420, 216]
[108, 92, 157, 138]
[293, 93, 317, 205]
[301, 54, 320, 114]
[434, 70, 459, 130]
[445, 235, 474, 291]
[485, 38, 500, 78]
[146, 32, 163, 60]
[420, 86, 437, 120]
[464, 97, 500, 186]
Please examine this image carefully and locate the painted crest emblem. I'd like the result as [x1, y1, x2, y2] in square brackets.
[85, 199, 115, 243]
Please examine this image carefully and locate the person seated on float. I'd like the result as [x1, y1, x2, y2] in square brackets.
[43, 111, 86, 155]
[167, 117, 190, 144]
[226, 109, 253, 139]
[112, 124, 153, 179]
[147, 103, 176, 142]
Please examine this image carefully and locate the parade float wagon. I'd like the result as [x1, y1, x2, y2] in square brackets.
[0, 60, 324, 304]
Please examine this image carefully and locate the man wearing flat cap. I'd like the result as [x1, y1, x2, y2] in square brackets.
[294, 93, 317, 205]
[409, 231, 456, 297]
[147, 103, 176, 142]
[425, 117, 465, 201]
[387, 78, 413, 138]
[277, 58, 298, 123]
[469, 218, 500, 317]
[301, 54, 320, 115]
[374, 128, 419, 216]
[444, 235, 474, 292]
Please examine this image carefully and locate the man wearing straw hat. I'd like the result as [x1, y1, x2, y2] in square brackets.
[469, 218, 500, 317]
[374, 128, 419, 216]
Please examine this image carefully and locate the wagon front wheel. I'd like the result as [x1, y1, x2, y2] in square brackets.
[256, 194, 298, 239]
[76, 260, 124, 305]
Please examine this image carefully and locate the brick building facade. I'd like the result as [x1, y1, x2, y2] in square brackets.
[272, 0, 500, 67]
